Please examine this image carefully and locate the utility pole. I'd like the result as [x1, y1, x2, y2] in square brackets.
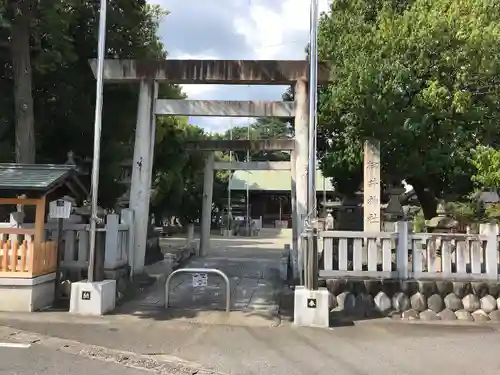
[246, 121, 250, 235]
[88, 0, 107, 283]
[305, 0, 319, 290]
[227, 119, 233, 232]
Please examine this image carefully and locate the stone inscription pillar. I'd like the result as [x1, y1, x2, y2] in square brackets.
[363, 139, 381, 232]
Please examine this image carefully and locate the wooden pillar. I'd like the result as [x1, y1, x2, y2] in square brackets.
[33, 196, 46, 273]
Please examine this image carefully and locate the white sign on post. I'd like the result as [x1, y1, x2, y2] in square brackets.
[49, 199, 73, 219]
[192, 273, 208, 287]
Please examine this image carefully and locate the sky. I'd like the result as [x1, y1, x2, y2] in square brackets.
[146, 0, 330, 134]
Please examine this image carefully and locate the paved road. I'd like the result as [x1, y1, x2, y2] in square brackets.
[0, 343, 149, 375]
[2, 316, 500, 375]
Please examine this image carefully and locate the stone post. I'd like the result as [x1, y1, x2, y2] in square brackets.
[294, 78, 309, 280]
[290, 149, 299, 280]
[199, 152, 215, 257]
[129, 80, 158, 274]
[186, 223, 195, 246]
[363, 139, 381, 232]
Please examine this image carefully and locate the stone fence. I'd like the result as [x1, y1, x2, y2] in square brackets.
[325, 278, 500, 322]
[318, 221, 500, 322]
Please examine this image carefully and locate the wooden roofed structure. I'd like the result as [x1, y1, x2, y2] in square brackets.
[0, 164, 87, 278]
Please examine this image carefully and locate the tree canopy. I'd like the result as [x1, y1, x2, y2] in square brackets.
[219, 117, 293, 162]
[0, 1, 204, 210]
[317, 0, 500, 218]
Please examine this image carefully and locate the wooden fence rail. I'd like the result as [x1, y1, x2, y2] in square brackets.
[0, 209, 134, 278]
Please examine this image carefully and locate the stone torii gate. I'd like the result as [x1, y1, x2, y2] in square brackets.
[89, 59, 331, 276]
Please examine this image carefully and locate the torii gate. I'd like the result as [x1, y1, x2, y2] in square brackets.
[89, 58, 332, 277]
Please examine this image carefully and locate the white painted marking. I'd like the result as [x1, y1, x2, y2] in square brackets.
[0, 342, 31, 348]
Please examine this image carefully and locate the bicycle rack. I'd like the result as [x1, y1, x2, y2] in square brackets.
[165, 268, 231, 313]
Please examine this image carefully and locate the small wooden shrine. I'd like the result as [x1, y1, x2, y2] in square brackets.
[0, 164, 87, 278]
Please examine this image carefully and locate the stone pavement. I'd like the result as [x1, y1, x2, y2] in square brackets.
[127, 257, 281, 311]
[119, 231, 290, 325]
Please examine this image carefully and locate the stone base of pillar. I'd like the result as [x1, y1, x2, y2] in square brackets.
[293, 286, 329, 328]
[69, 280, 116, 316]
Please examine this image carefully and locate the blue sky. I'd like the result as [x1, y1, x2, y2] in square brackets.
[147, 0, 330, 134]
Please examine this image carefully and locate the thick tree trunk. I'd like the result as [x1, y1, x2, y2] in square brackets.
[407, 178, 438, 219]
[10, 1, 35, 164]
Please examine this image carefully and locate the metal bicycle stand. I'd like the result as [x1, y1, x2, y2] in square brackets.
[165, 268, 231, 313]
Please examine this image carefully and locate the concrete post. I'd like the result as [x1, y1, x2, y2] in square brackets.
[199, 152, 215, 257]
[363, 139, 381, 232]
[129, 80, 157, 274]
[291, 149, 299, 280]
[294, 78, 309, 280]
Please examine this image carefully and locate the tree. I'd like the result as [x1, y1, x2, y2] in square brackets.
[1, 0, 78, 163]
[0, 1, 184, 207]
[222, 117, 293, 162]
[150, 116, 206, 224]
[471, 146, 500, 191]
[317, 0, 500, 218]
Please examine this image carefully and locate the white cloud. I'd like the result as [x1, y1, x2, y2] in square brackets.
[234, 0, 330, 60]
[148, 0, 331, 132]
[200, 117, 253, 135]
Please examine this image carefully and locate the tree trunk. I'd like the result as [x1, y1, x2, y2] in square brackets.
[10, 1, 35, 164]
[407, 178, 438, 219]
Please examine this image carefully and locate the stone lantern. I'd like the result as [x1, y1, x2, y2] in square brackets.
[381, 185, 406, 231]
[426, 202, 458, 233]
[320, 200, 341, 230]
[384, 186, 406, 220]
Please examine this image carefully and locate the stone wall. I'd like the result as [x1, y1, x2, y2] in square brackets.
[324, 278, 500, 322]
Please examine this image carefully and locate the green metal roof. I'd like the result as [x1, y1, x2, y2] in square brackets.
[0, 164, 76, 191]
[229, 169, 334, 192]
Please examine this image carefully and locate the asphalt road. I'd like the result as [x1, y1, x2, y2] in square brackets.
[4, 316, 500, 375]
[0, 344, 149, 375]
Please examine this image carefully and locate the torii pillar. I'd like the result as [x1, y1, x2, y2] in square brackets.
[129, 80, 158, 274]
[293, 78, 309, 281]
[89, 59, 331, 276]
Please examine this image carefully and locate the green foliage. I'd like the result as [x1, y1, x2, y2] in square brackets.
[317, 0, 500, 207]
[445, 195, 500, 224]
[0, 0, 186, 207]
[484, 203, 500, 222]
[222, 117, 293, 162]
[412, 208, 426, 232]
[445, 201, 477, 224]
[151, 116, 206, 224]
[470, 146, 500, 190]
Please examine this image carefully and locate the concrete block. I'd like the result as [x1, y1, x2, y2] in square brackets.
[293, 286, 329, 328]
[69, 280, 116, 316]
[0, 273, 55, 312]
[279, 256, 288, 281]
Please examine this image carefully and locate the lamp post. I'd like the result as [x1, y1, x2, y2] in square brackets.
[88, 0, 108, 283]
